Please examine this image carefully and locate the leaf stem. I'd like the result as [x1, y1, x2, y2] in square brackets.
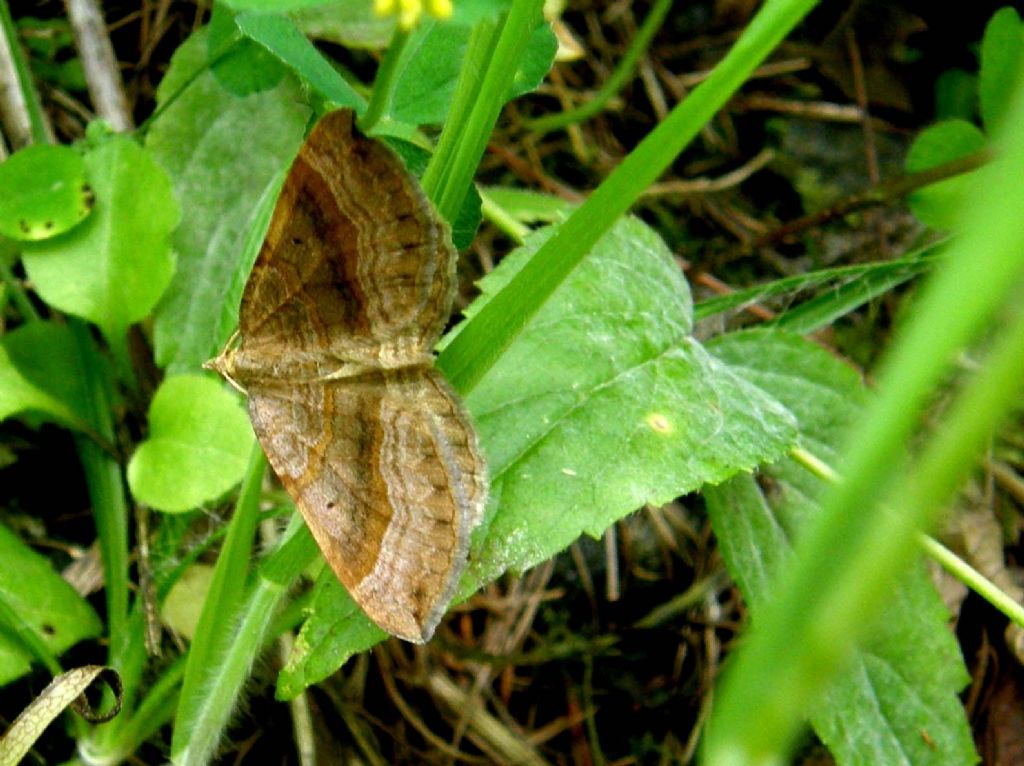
[358, 25, 410, 133]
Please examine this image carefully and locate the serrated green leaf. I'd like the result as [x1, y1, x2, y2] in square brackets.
[0, 144, 92, 241]
[21, 136, 179, 347]
[979, 7, 1024, 133]
[278, 217, 798, 695]
[146, 29, 310, 374]
[0, 322, 94, 430]
[127, 375, 254, 512]
[705, 329, 977, 766]
[276, 568, 385, 699]
[0, 521, 102, 686]
[905, 120, 986, 231]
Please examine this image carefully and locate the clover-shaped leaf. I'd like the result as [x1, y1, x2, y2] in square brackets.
[128, 375, 254, 513]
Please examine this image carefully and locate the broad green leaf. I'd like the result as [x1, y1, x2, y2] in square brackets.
[0, 520, 102, 686]
[705, 329, 977, 766]
[0, 145, 92, 241]
[21, 136, 179, 347]
[127, 375, 254, 512]
[146, 29, 310, 373]
[208, 4, 287, 96]
[213, 168, 286, 355]
[278, 217, 798, 695]
[460, 219, 795, 585]
[979, 7, 1024, 132]
[905, 119, 986, 231]
[0, 322, 93, 430]
[234, 13, 365, 109]
[389, 14, 555, 125]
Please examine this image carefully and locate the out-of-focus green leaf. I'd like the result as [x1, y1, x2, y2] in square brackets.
[979, 7, 1024, 132]
[292, 0, 395, 49]
[0, 521, 102, 686]
[705, 329, 977, 766]
[127, 375, 254, 513]
[905, 120, 986, 230]
[21, 136, 179, 347]
[161, 564, 216, 640]
[0, 145, 92, 242]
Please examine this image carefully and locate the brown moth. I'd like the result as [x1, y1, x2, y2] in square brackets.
[207, 109, 487, 643]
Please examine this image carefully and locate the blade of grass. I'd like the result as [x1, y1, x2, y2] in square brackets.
[437, 0, 821, 394]
[170, 443, 267, 756]
[172, 515, 319, 766]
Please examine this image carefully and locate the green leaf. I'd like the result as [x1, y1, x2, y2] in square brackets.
[276, 568, 385, 699]
[979, 6, 1024, 133]
[0, 520, 102, 686]
[905, 119, 986, 231]
[0, 322, 95, 430]
[234, 12, 365, 109]
[705, 329, 977, 766]
[388, 14, 555, 125]
[21, 136, 179, 346]
[127, 375, 255, 513]
[146, 29, 310, 373]
[695, 248, 939, 322]
[278, 217, 798, 694]
[460, 219, 796, 585]
[0, 144, 93, 241]
[208, 4, 287, 96]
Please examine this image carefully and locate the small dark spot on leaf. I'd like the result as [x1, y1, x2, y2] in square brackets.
[326, 500, 335, 509]
[41, 623, 56, 636]
[18, 220, 29, 232]
[292, 237, 303, 246]
[44, 220, 54, 229]
[82, 184, 95, 206]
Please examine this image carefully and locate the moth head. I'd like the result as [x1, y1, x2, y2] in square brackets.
[203, 334, 246, 394]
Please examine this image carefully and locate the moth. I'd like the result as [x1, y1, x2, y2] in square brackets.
[207, 109, 487, 643]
